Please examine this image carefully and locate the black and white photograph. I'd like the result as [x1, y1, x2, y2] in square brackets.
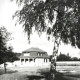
[0, 0, 80, 80]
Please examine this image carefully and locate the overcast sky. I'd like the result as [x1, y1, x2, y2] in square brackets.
[0, 0, 80, 58]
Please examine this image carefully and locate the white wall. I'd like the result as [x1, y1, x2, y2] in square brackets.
[0, 58, 50, 68]
[16, 58, 50, 67]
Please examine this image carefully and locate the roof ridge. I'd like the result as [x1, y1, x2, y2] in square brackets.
[22, 47, 46, 53]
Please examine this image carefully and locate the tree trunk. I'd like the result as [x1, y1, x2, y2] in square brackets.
[50, 37, 61, 79]
[4, 63, 7, 73]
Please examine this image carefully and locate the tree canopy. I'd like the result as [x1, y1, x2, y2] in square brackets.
[0, 27, 9, 56]
[11, 0, 80, 48]
[0, 26, 10, 64]
[57, 53, 71, 61]
[0, 27, 19, 72]
[0, 27, 18, 64]
[50, 53, 80, 61]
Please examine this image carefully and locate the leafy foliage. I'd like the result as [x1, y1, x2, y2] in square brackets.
[0, 27, 9, 64]
[72, 57, 80, 61]
[57, 53, 80, 61]
[57, 53, 71, 61]
[11, 0, 80, 48]
[0, 27, 9, 52]
[0, 27, 18, 64]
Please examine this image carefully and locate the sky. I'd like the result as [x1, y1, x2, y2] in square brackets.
[0, 0, 80, 58]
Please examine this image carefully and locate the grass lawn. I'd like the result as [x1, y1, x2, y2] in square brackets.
[0, 66, 80, 80]
[0, 68, 17, 75]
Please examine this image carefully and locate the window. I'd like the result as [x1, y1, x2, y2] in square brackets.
[41, 53, 43, 56]
[24, 53, 30, 56]
[44, 59, 47, 62]
[37, 53, 43, 56]
[37, 53, 39, 56]
[39, 53, 41, 56]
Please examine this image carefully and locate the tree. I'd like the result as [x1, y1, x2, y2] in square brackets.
[11, 0, 80, 79]
[6, 46, 19, 62]
[0, 26, 10, 72]
[11, 0, 80, 56]
[72, 57, 79, 61]
[0, 27, 18, 73]
[57, 53, 71, 61]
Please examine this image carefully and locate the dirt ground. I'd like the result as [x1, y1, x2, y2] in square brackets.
[0, 66, 80, 80]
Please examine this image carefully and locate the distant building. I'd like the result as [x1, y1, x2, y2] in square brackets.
[19, 47, 50, 67]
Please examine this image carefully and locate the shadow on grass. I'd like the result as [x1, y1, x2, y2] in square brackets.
[6, 70, 17, 74]
[64, 73, 80, 78]
[0, 69, 17, 75]
[27, 75, 45, 80]
[26, 69, 70, 80]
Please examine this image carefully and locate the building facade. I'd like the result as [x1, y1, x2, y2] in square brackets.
[19, 47, 50, 67]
